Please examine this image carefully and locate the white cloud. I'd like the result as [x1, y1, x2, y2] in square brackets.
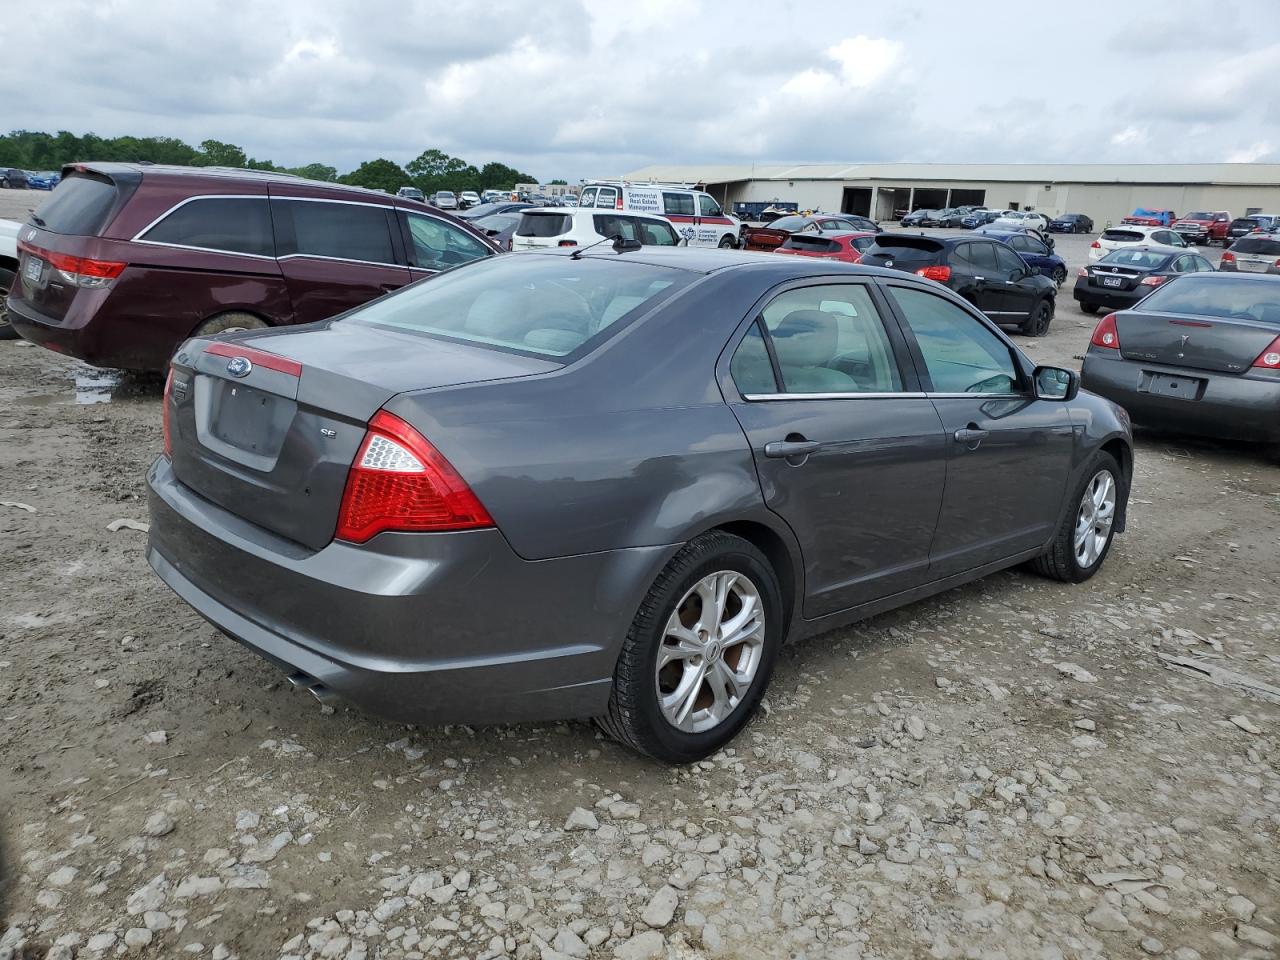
[826, 36, 902, 87]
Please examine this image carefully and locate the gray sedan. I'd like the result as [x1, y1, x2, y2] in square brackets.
[1081, 273, 1280, 446]
[148, 247, 1133, 762]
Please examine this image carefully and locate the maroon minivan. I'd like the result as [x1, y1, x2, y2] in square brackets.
[7, 163, 500, 370]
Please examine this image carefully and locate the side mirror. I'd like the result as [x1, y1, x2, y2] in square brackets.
[1046, 237, 1055, 249]
[1034, 365, 1079, 401]
[1011, 267, 1026, 282]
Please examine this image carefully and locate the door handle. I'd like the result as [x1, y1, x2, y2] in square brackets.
[974, 276, 986, 281]
[764, 439, 821, 459]
[954, 426, 989, 445]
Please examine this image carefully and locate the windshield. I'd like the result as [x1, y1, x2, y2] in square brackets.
[1137, 276, 1280, 320]
[438, 191, 455, 198]
[344, 255, 690, 358]
[1183, 212, 1213, 220]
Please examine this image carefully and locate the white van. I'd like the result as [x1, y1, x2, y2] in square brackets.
[578, 180, 740, 248]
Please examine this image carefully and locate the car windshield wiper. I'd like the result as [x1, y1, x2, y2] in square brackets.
[29, 213, 46, 227]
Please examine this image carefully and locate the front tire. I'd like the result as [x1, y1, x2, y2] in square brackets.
[597, 532, 783, 763]
[718, 235, 736, 249]
[1051, 265, 1067, 286]
[0, 267, 18, 340]
[1030, 453, 1122, 583]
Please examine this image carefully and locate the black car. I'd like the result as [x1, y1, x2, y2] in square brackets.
[900, 209, 935, 227]
[934, 209, 969, 228]
[1050, 213, 1094, 234]
[860, 234, 1057, 336]
[1073, 247, 1216, 313]
[960, 210, 1001, 229]
[1, 168, 29, 189]
[1225, 217, 1266, 243]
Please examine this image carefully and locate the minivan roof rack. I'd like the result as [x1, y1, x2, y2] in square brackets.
[583, 178, 700, 190]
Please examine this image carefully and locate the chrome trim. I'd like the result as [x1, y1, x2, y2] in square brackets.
[130, 239, 276, 261]
[276, 253, 401, 268]
[926, 392, 1028, 400]
[742, 391, 928, 401]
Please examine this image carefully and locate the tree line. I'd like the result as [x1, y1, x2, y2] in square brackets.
[0, 130, 541, 195]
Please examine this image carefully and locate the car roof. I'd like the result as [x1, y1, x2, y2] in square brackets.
[68, 161, 409, 204]
[532, 245, 912, 280]
[526, 206, 676, 223]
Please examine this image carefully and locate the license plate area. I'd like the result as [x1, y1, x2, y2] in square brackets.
[1239, 259, 1268, 273]
[1102, 276, 1123, 287]
[194, 375, 296, 471]
[23, 256, 43, 283]
[1140, 372, 1205, 400]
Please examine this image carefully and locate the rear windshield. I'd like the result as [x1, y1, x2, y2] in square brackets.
[1230, 219, 1260, 229]
[1232, 237, 1280, 255]
[473, 213, 519, 233]
[31, 172, 120, 235]
[1137, 276, 1280, 320]
[516, 213, 571, 237]
[766, 216, 810, 232]
[1102, 229, 1145, 242]
[781, 236, 839, 252]
[344, 255, 690, 358]
[1098, 249, 1169, 269]
[865, 237, 944, 263]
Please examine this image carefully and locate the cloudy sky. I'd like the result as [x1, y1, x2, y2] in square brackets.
[3, 0, 1277, 180]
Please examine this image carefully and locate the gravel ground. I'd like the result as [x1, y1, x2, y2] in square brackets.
[1, 202, 1278, 960]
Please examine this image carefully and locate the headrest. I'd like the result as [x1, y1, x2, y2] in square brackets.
[771, 310, 838, 367]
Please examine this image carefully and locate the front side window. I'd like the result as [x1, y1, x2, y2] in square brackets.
[698, 194, 723, 217]
[889, 287, 1019, 395]
[992, 244, 1026, 275]
[1006, 235, 1031, 252]
[663, 192, 695, 216]
[758, 285, 902, 394]
[405, 214, 491, 270]
[142, 197, 274, 256]
[279, 200, 396, 264]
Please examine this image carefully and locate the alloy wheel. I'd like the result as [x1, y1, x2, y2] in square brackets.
[0, 282, 9, 331]
[655, 570, 766, 734]
[1074, 469, 1116, 568]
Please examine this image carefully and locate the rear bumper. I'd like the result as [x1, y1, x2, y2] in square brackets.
[146, 456, 675, 725]
[1072, 282, 1146, 310]
[1081, 351, 1280, 442]
[8, 289, 179, 370]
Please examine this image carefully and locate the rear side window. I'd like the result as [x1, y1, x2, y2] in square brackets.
[32, 172, 120, 236]
[516, 213, 571, 237]
[730, 321, 778, 395]
[663, 192, 695, 216]
[277, 200, 396, 264]
[141, 197, 274, 257]
[593, 215, 678, 246]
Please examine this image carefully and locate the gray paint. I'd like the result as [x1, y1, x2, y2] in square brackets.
[148, 248, 1134, 725]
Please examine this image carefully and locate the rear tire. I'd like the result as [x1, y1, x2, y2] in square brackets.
[192, 311, 268, 338]
[0, 267, 18, 340]
[1020, 298, 1053, 337]
[1080, 303, 1100, 315]
[1051, 265, 1067, 286]
[596, 532, 783, 763]
[1030, 452, 1122, 584]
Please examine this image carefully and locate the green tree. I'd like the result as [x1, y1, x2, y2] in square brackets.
[478, 161, 537, 192]
[337, 158, 410, 194]
[286, 162, 338, 182]
[548, 179, 568, 185]
[195, 139, 248, 167]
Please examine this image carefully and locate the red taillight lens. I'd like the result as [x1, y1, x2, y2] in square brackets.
[1221, 251, 1235, 264]
[1139, 275, 1168, 286]
[162, 367, 174, 458]
[1090, 240, 1101, 249]
[19, 239, 126, 287]
[1077, 267, 1088, 277]
[1251, 335, 1280, 370]
[1090, 313, 1121, 350]
[557, 240, 578, 247]
[335, 411, 493, 543]
[915, 265, 951, 282]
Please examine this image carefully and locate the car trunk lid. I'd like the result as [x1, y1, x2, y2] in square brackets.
[167, 323, 559, 550]
[1116, 311, 1280, 373]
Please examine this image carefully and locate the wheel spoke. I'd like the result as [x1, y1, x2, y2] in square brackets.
[707, 660, 746, 718]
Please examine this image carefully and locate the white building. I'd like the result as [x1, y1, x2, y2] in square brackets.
[619, 163, 1280, 225]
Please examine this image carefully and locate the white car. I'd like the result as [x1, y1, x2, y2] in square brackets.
[460, 191, 482, 209]
[0, 218, 20, 339]
[433, 190, 458, 210]
[511, 208, 683, 251]
[1089, 224, 1194, 261]
[991, 211, 1050, 232]
[579, 180, 740, 248]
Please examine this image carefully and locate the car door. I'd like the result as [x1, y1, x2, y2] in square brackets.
[400, 210, 494, 282]
[990, 241, 1039, 321]
[723, 281, 948, 616]
[697, 193, 732, 246]
[955, 241, 1004, 315]
[1009, 233, 1050, 274]
[270, 197, 410, 323]
[881, 282, 1075, 575]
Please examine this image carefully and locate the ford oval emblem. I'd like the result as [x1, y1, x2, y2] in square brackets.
[226, 356, 253, 378]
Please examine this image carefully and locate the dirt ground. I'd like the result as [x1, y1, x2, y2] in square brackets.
[1, 203, 1278, 960]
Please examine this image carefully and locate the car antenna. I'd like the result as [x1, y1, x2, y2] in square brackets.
[571, 234, 628, 260]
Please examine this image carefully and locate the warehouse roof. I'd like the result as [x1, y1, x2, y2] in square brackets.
[619, 162, 1280, 187]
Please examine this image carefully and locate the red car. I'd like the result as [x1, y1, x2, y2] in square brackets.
[7, 163, 500, 370]
[742, 214, 878, 252]
[773, 230, 877, 264]
[1171, 210, 1232, 247]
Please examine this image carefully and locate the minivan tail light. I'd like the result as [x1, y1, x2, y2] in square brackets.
[162, 367, 174, 459]
[1090, 313, 1121, 350]
[1251, 335, 1280, 370]
[18, 239, 126, 288]
[915, 265, 951, 282]
[335, 411, 493, 543]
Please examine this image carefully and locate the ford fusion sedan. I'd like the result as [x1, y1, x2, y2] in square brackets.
[148, 248, 1132, 763]
[1081, 273, 1280, 446]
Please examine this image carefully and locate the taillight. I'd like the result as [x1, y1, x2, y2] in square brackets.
[915, 265, 951, 282]
[1090, 240, 1101, 249]
[1139, 275, 1168, 286]
[557, 240, 577, 247]
[1251, 335, 1280, 370]
[1221, 251, 1235, 264]
[615, 197, 623, 209]
[1077, 267, 1088, 277]
[1090, 313, 1121, 350]
[162, 367, 174, 458]
[18, 239, 126, 288]
[335, 411, 493, 543]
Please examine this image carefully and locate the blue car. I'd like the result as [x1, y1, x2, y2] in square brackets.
[973, 227, 1067, 285]
[26, 171, 60, 190]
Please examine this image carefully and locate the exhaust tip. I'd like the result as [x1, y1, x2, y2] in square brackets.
[286, 671, 338, 706]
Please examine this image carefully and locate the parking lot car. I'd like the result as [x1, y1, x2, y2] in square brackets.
[396, 186, 425, 201]
[578, 181, 740, 248]
[899, 209, 935, 227]
[773, 230, 877, 263]
[511, 207, 681, 250]
[146, 247, 1132, 762]
[1, 168, 29, 189]
[1219, 234, 1280, 275]
[1172, 210, 1231, 247]
[468, 211, 521, 251]
[432, 190, 459, 210]
[1089, 225, 1191, 261]
[460, 191, 482, 209]
[0, 218, 19, 339]
[960, 210, 1002, 229]
[860, 233, 1057, 336]
[1081, 273, 1280, 445]
[742, 214, 874, 252]
[973, 227, 1068, 285]
[1049, 213, 1094, 234]
[1073, 247, 1215, 314]
[26, 170, 60, 190]
[991, 211, 1050, 232]
[457, 201, 533, 220]
[1122, 208, 1176, 227]
[932, 209, 970, 228]
[6, 163, 499, 370]
[1225, 217, 1266, 243]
